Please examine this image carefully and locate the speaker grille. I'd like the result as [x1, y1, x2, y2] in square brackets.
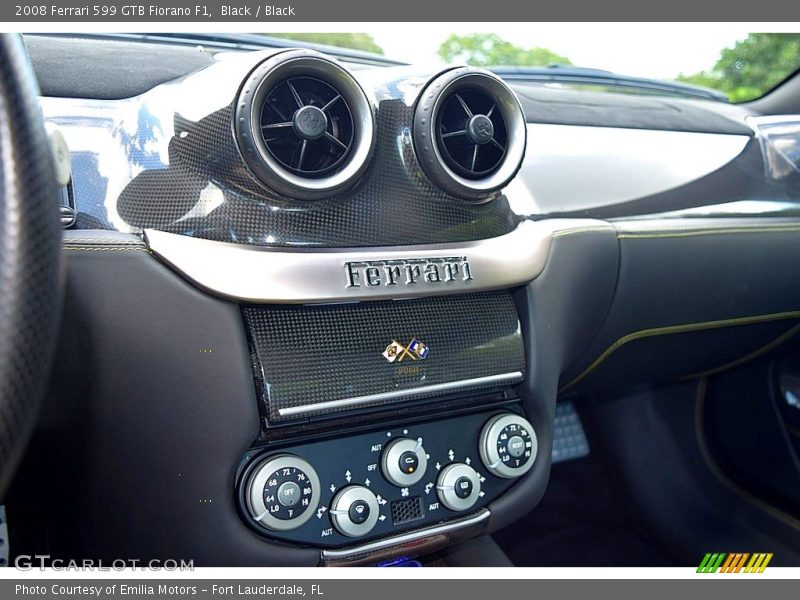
[243, 291, 525, 423]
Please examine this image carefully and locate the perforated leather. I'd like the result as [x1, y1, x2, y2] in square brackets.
[0, 34, 62, 496]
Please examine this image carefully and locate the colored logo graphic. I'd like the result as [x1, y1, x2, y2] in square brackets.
[697, 553, 773, 573]
[382, 338, 430, 363]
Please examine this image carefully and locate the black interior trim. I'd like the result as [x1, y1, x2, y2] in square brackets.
[24, 35, 215, 99]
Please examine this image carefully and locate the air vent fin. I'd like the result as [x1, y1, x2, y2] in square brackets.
[437, 89, 508, 179]
[260, 76, 354, 177]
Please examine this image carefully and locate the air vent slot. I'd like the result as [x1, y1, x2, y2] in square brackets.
[260, 77, 354, 178]
[414, 68, 526, 201]
[390, 496, 425, 525]
[436, 89, 508, 179]
[235, 50, 375, 200]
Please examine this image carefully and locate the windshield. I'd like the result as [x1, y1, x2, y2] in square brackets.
[264, 31, 800, 103]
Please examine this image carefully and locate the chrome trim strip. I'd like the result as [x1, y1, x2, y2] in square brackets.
[320, 509, 490, 561]
[277, 371, 524, 418]
[747, 114, 800, 129]
[143, 219, 567, 304]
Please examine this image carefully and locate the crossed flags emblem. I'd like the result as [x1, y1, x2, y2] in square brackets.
[382, 338, 430, 363]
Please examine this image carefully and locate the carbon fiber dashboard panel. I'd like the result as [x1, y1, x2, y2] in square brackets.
[243, 291, 525, 423]
[40, 51, 528, 248]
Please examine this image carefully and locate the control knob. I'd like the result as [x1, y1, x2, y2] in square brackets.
[381, 437, 428, 487]
[436, 463, 481, 511]
[479, 413, 538, 479]
[329, 485, 381, 538]
[245, 454, 320, 531]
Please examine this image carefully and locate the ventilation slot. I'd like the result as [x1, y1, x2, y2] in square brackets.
[259, 77, 354, 178]
[436, 89, 508, 179]
[391, 496, 425, 525]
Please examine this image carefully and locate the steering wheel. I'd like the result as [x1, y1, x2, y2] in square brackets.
[0, 34, 62, 496]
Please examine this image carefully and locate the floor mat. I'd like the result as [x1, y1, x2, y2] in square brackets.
[494, 455, 675, 567]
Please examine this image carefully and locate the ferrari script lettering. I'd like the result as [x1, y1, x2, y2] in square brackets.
[346, 257, 474, 288]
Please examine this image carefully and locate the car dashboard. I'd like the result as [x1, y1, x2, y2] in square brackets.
[14, 34, 800, 567]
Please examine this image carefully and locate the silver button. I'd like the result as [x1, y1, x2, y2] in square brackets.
[277, 481, 301, 507]
[506, 435, 526, 458]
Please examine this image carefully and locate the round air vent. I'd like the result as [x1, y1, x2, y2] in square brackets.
[414, 68, 526, 201]
[235, 50, 375, 200]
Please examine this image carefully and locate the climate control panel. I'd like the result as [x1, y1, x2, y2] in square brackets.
[238, 407, 537, 547]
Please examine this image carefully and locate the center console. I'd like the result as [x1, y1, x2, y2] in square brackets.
[153, 49, 549, 563]
[234, 289, 539, 559]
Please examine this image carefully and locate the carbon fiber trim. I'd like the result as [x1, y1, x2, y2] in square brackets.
[40, 53, 530, 249]
[243, 291, 525, 423]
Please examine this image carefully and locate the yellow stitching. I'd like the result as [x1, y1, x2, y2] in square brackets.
[559, 311, 800, 393]
[695, 378, 800, 531]
[617, 225, 800, 239]
[63, 246, 150, 253]
[679, 321, 800, 380]
[63, 245, 146, 249]
[62, 238, 142, 244]
[63, 242, 145, 246]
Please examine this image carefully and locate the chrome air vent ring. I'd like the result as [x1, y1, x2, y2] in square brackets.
[414, 67, 526, 201]
[234, 49, 375, 200]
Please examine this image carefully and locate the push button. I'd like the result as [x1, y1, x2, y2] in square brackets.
[348, 499, 371, 525]
[506, 435, 526, 458]
[454, 476, 473, 499]
[277, 481, 302, 507]
[399, 451, 420, 475]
